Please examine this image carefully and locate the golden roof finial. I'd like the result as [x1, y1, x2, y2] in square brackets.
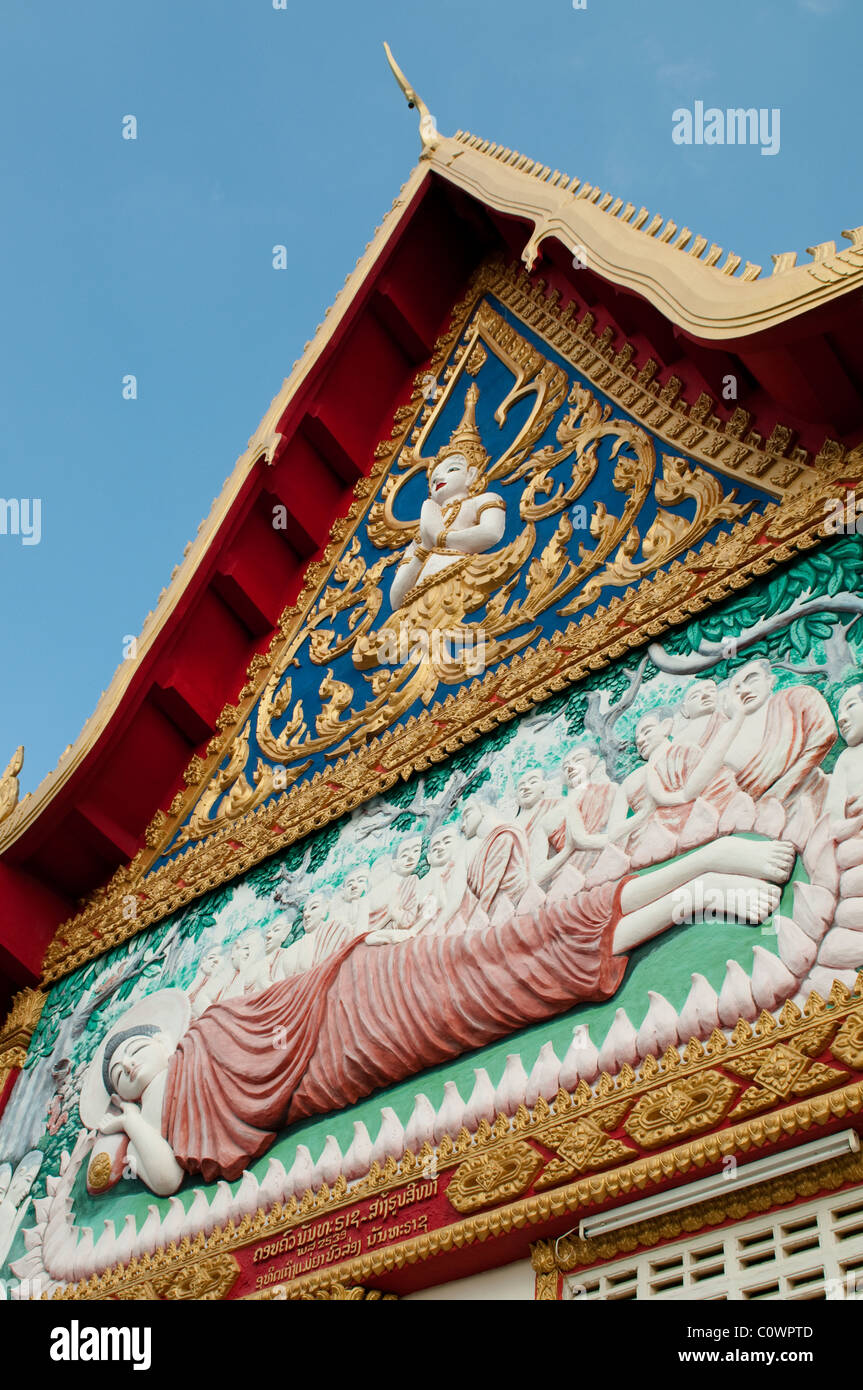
[0, 746, 23, 826]
[383, 42, 440, 157]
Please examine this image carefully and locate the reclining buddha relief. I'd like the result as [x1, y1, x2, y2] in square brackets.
[4, 535, 863, 1291]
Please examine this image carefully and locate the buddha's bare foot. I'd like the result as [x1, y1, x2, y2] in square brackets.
[708, 837, 795, 885]
[690, 873, 781, 925]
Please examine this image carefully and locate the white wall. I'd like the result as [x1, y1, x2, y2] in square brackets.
[401, 1258, 535, 1301]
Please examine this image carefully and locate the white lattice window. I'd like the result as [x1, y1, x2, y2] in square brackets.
[563, 1185, 863, 1301]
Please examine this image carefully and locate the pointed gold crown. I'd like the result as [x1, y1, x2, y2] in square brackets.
[428, 384, 490, 487]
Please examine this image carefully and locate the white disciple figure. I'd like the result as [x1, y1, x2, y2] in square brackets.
[0, 1150, 42, 1267]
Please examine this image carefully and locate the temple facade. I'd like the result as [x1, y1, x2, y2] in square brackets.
[2, 55, 863, 1302]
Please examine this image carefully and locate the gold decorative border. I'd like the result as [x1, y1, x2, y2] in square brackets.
[48, 978, 863, 1301]
[42, 256, 862, 983]
[0, 988, 45, 1094]
[530, 1149, 863, 1301]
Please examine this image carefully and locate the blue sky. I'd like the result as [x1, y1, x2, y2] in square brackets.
[0, 0, 859, 792]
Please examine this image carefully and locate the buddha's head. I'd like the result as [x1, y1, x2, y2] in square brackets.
[729, 659, 775, 713]
[394, 835, 423, 876]
[516, 767, 546, 810]
[635, 713, 672, 760]
[682, 679, 718, 718]
[302, 893, 328, 934]
[102, 1027, 175, 1104]
[838, 684, 863, 747]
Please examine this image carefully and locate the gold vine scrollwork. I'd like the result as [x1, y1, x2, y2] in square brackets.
[174, 299, 756, 846]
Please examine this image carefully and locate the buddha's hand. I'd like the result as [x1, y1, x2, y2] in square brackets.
[98, 1106, 132, 1136]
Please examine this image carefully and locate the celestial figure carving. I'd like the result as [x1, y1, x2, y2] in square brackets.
[388, 385, 506, 612]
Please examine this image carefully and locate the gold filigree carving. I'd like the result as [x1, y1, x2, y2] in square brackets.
[726, 1032, 847, 1119]
[112, 1253, 240, 1302]
[0, 986, 45, 1092]
[831, 1013, 863, 1070]
[447, 1140, 543, 1212]
[623, 1071, 738, 1148]
[86, 1153, 113, 1193]
[534, 1099, 634, 1189]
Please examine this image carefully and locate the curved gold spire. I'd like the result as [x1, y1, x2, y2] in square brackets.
[0, 746, 23, 826]
[383, 42, 440, 157]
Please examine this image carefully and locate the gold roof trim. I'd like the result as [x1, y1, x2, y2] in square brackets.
[426, 128, 863, 339]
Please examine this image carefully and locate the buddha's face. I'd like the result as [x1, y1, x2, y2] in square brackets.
[303, 895, 327, 933]
[461, 801, 483, 839]
[683, 681, 717, 718]
[838, 686, 863, 747]
[107, 1033, 174, 1103]
[200, 947, 222, 975]
[342, 870, 369, 902]
[429, 453, 475, 504]
[428, 828, 457, 867]
[394, 837, 422, 875]
[562, 749, 596, 789]
[730, 661, 774, 712]
[635, 714, 671, 760]
[516, 769, 545, 809]
[264, 919, 290, 952]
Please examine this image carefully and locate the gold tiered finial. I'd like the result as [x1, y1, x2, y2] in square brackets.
[429, 383, 490, 479]
[383, 42, 440, 157]
[0, 746, 23, 826]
